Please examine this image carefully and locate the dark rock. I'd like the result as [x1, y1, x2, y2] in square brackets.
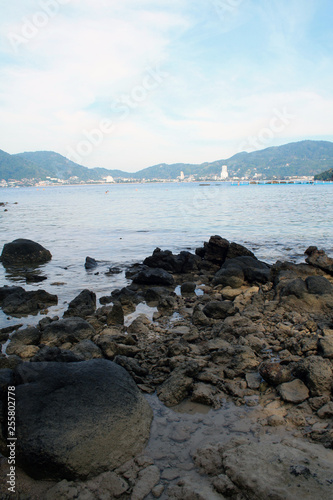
[280, 278, 308, 299]
[132, 266, 174, 286]
[196, 235, 230, 265]
[30, 346, 82, 362]
[181, 282, 196, 294]
[212, 266, 245, 288]
[305, 276, 333, 295]
[144, 248, 200, 273]
[259, 362, 293, 386]
[25, 274, 47, 283]
[0, 239, 52, 265]
[10, 327, 41, 345]
[40, 317, 95, 347]
[226, 242, 256, 260]
[64, 289, 96, 318]
[114, 355, 148, 377]
[105, 267, 122, 275]
[277, 379, 309, 403]
[203, 301, 237, 320]
[0, 287, 58, 316]
[84, 256, 98, 270]
[213, 256, 270, 287]
[145, 286, 174, 303]
[4, 360, 152, 480]
[0, 354, 23, 370]
[0, 369, 15, 399]
[107, 301, 124, 326]
[305, 246, 333, 275]
[293, 355, 333, 396]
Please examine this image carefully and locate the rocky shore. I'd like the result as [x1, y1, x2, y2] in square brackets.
[0, 236, 333, 499]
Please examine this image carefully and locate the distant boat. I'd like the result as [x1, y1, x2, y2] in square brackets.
[199, 183, 210, 186]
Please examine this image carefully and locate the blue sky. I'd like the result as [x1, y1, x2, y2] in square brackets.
[0, 0, 333, 171]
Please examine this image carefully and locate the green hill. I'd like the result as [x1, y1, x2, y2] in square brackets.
[1, 140, 333, 183]
[314, 168, 333, 181]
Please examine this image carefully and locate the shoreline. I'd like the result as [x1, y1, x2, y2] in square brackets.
[0, 236, 333, 499]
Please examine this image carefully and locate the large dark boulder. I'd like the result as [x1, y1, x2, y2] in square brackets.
[0, 239, 52, 265]
[3, 360, 152, 480]
[305, 276, 333, 295]
[0, 286, 58, 316]
[144, 248, 200, 273]
[64, 289, 96, 318]
[131, 266, 174, 286]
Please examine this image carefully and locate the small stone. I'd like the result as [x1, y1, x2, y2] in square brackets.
[246, 372, 261, 390]
[317, 402, 333, 419]
[277, 379, 309, 404]
[152, 484, 164, 498]
[267, 415, 285, 427]
[131, 465, 160, 500]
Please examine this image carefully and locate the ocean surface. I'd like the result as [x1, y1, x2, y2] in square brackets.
[1, 182, 332, 329]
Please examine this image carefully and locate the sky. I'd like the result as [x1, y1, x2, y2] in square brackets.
[0, 0, 333, 172]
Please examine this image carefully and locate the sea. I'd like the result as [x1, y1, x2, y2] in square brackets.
[1, 181, 332, 329]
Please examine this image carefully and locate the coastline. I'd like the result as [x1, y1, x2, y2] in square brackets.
[0, 236, 333, 499]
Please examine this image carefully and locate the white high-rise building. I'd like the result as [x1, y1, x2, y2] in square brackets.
[180, 171, 185, 180]
[221, 165, 228, 180]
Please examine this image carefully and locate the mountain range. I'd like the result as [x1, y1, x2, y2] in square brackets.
[1, 140, 333, 183]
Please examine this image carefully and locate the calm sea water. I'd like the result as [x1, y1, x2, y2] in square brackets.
[1, 182, 332, 328]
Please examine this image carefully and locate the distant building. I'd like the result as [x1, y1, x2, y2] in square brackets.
[180, 171, 185, 180]
[104, 176, 115, 183]
[221, 165, 228, 180]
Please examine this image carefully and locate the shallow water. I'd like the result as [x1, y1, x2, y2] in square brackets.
[1, 182, 332, 328]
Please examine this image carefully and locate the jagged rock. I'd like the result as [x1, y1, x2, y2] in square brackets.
[0, 239, 52, 265]
[259, 362, 293, 386]
[157, 361, 199, 407]
[305, 246, 333, 275]
[144, 248, 200, 273]
[317, 402, 333, 419]
[64, 289, 96, 318]
[132, 266, 174, 286]
[10, 326, 41, 345]
[40, 317, 95, 347]
[277, 379, 309, 403]
[293, 355, 333, 396]
[5, 360, 153, 480]
[84, 256, 98, 270]
[318, 337, 333, 359]
[0, 287, 58, 316]
[107, 301, 124, 326]
[196, 235, 230, 264]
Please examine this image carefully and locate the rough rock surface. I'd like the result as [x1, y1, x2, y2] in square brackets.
[0, 286, 58, 316]
[220, 437, 333, 500]
[6, 360, 152, 480]
[0, 238, 52, 265]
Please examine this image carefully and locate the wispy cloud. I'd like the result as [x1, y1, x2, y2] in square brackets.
[0, 0, 332, 170]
